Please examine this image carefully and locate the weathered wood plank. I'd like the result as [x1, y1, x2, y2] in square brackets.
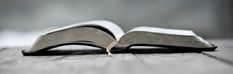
[202, 39, 233, 65]
[0, 47, 151, 74]
[135, 53, 233, 74]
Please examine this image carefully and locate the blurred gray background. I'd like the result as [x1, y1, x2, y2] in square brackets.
[0, 0, 232, 46]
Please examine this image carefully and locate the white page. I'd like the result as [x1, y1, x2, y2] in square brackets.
[128, 27, 196, 36]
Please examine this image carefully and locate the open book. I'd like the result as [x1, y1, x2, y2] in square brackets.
[22, 20, 217, 56]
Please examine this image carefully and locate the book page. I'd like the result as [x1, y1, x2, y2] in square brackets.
[46, 20, 125, 41]
[128, 27, 196, 36]
[118, 26, 212, 48]
[23, 20, 125, 54]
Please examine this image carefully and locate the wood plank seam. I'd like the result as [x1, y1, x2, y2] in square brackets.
[132, 53, 156, 73]
[201, 52, 233, 67]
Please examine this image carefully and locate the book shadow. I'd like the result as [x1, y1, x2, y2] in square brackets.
[22, 47, 216, 56]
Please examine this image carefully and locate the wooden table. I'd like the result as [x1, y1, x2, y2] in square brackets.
[0, 39, 233, 74]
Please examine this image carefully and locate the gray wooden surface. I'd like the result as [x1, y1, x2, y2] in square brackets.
[0, 39, 233, 74]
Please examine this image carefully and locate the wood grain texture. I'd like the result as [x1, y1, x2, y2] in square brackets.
[135, 53, 233, 74]
[0, 47, 151, 74]
[202, 39, 233, 66]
